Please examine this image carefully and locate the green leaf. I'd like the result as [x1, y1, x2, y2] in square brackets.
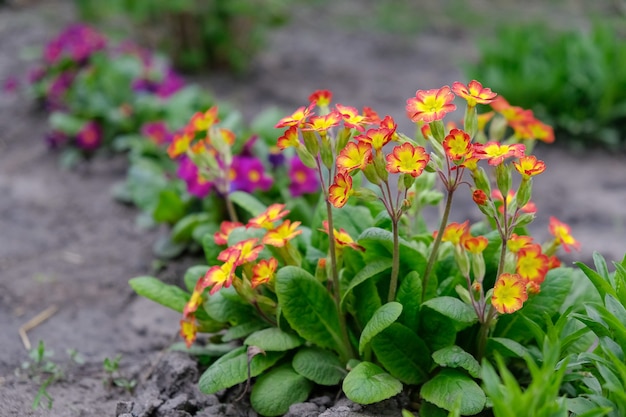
[342, 361, 403, 405]
[204, 288, 258, 325]
[420, 368, 486, 415]
[49, 112, 85, 135]
[396, 271, 422, 331]
[171, 213, 211, 243]
[222, 321, 268, 342]
[486, 337, 528, 359]
[359, 228, 427, 276]
[228, 191, 267, 217]
[341, 259, 392, 307]
[275, 266, 348, 360]
[359, 302, 403, 355]
[250, 364, 313, 417]
[371, 323, 431, 385]
[292, 347, 346, 386]
[421, 296, 477, 332]
[244, 328, 303, 351]
[183, 265, 210, 292]
[198, 346, 284, 394]
[129, 276, 188, 313]
[576, 260, 615, 300]
[352, 278, 382, 328]
[152, 233, 187, 259]
[431, 345, 481, 378]
[153, 189, 186, 224]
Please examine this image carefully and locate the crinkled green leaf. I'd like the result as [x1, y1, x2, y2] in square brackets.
[341, 259, 392, 307]
[152, 233, 187, 259]
[421, 296, 477, 331]
[198, 346, 284, 394]
[244, 327, 303, 351]
[358, 227, 427, 277]
[153, 189, 186, 224]
[419, 309, 457, 352]
[359, 302, 402, 355]
[292, 347, 346, 386]
[250, 364, 313, 417]
[420, 368, 486, 415]
[171, 213, 211, 243]
[222, 321, 268, 342]
[396, 271, 422, 331]
[204, 287, 258, 325]
[486, 337, 528, 359]
[342, 361, 403, 405]
[431, 345, 481, 378]
[229, 191, 267, 217]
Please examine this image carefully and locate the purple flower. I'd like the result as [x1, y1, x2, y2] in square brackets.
[177, 155, 213, 198]
[76, 120, 102, 151]
[141, 121, 172, 145]
[44, 24, 106, 65]
[45, 71, 75, 110]
[231, 156, 273, 193]
[45, 130, 68, 149]
[3, 76, 19, 93]
[156, 69, 185, 98]
[288, 156, 319, 197]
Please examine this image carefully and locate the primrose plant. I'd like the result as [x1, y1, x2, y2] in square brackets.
[131, 81, 580, 416]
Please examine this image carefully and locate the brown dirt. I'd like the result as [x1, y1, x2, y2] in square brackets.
[1, 1, 625, 416]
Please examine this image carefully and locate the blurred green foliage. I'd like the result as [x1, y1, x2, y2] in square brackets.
[465, 22, 626, 150]
[74, 0, 288, 73]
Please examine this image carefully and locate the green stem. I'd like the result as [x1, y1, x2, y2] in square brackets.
[225, 193, 239, 223]
[422, 188, 455, 300]
[326, 200, 354, 362]
[388, 217, 400, 302]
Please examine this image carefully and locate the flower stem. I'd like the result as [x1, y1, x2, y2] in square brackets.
[225, 193, 239, 223]
[326, 200, 354, 362]
[422, 188, 454, 300]
[388, 217, 400, 302]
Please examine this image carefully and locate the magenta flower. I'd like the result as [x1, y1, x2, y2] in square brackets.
[76, 121, 102, 151]
[141, 121, 173, 145]
[288, 157, 319, 196]
[231, 156, 273, 193]
[43, 24, 106, 65]
[177, 155, 213, 198]
[45, 130, 68, 149]
[156, 69, 185, 98]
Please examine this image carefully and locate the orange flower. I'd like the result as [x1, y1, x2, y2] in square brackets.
[182, 288, 204, 318]
[516, 244, 549, 291]
[309, 90, 333, 107]
[507, 233, 534, 253]
[379, 115, 398, 138]
[406, 86, 456, 123]
[167, 131, 193, 158]
[204, 261, 236, 295]
[275, 103, 315, 128]
[355, 127, 393, 151]
[251, 257, 278, 289]
[463, 235, 488, 254]
[304, 110, 342, 133]
[514, 155, 546, 180]
[477, 142, 525, 166]
[335, 104, 368, 131]
[363, 107, 382, 124]
[277, 126, 300, 150]
[491, 273, 528, 314]
[435, 220, 470, 246]
[420, 124, 432, 140]
[263, 220, 302, 247]
[320, 220, 365, 251]
[224, 238, 264, 265]
[459, 145, 484, 170]
[336, 141, 373, 173]
[214, 221, 244, 245]
[549, 216, 581, 253]
[385, 142, 430, 177]
[451, 80, 497, 107]
[217, 127, 236, 146]
[443, 128, 472, 161]
[328, 172, 353, 208]
[548, 255, 561, 270]
[247, 204, 290, 229]
[189, 106, 219, 132]
[180, 316, 198, 348]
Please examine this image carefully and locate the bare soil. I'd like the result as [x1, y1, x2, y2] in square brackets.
[1, 1, 625, 416]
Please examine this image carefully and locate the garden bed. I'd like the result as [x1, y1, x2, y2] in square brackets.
[1, 1, 626, 416]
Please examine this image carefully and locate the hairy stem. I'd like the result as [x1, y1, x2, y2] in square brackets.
[388, 217, 401, 302]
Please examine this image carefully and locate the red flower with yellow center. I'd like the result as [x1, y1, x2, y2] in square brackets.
[491, 273, 528, 314]
[214, 221, 244, 245]
[379, 115, 398, 138]
[516, 244, 549, 290]
[478, 142, 525, 166]
[309, 90, 333, 107]
[354, 127, 393, 152]
[549, 216, 581, 253]
[336, 141, 373, 173]
[251, 258, 278, 289]
[247, 204, 290, 229]
[275, 103, 315, 128]
[304, 110, 342, 133]
[277, 126, 300, 150]
[451, 80, 497, 107]
[180, 316, 198, 348]
[217, 127, 236, 146]
[385, 142, 430, 178]
[406, 86, 457, 123]
[182, 287, 204, 318]
[436, 220, 470, 246]
[514, 155, 546, 180]
[320, 220, 365, 251]
[189, 106, 219, 132]
[221, 238, 264, 265]
[204, 261, 236, 295]
[443, 128, 472, 161]
[335, 104, 368, 131]
[462, 235, 488, 254]
[522, 119, 555, 143]
[507, 233, 534, 253]
[363, 107, 381, 124]
[167, 132, 193, 158]
[263, 220, 302, 247]
[328, 172, 353, 208]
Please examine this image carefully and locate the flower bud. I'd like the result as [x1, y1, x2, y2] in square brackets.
[362, 162, 380, 185]
[374, 152, 389, 182]
[471, 253, 486, 284]
[353, 187, 379, 202]
[429, 120, 446, 142]
[320, 136, 334, 170]
[302, 130, 319, 156]
[335, 127, 352, 153]
[516, 178, 533, 208]
[454, 244, 470, 278]
[464, 105, 478, 140]
[488, 115, 508, 142]
[472, 189, 488, 206]
[471, 167, 491, 195]
[495, 163, 512, 196]
[295, 145, 318, 169]
[402, 173, 416, 191]
[514, 212, 535, 228]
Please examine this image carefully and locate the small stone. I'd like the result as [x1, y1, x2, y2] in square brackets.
[284, 402, 320, 417]
[116, 401, 134, 415]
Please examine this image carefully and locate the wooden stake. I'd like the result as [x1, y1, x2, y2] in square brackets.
[18, 305, 58, 350]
